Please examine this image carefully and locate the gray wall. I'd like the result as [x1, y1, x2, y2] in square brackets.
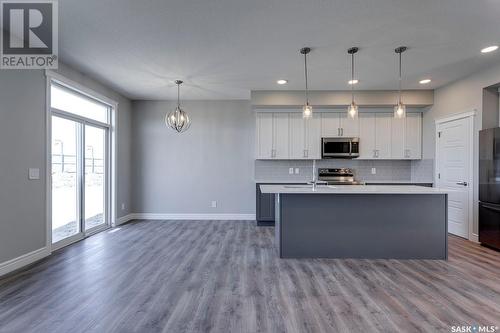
[423, 61, 500, 235]
[0, 70, 47, 263]
[0, 64, 132, 265]
[131, 100, 255, 214]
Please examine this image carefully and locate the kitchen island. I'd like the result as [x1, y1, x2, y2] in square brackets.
[260, 184, 448, 259]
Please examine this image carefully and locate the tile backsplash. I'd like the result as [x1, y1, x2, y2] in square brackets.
[255, 159, 434, 183]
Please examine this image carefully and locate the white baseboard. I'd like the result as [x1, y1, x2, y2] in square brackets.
[115, 213, 135, 226]
[0, 247, 51, 277]
[128, 213, 256, 221]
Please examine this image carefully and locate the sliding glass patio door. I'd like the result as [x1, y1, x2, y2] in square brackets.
[50, 81, 111, 249]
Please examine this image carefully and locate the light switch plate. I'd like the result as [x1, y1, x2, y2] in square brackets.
[371, 168, 376, 175]
[295, 168, 300, 174]
[28, 168, 40, 180]
[211, 201, 217, 208]
[288, 168, 294, 175]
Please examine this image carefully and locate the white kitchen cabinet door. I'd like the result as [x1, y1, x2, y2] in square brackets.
[273, 113, 290, 159]
[289, 113, 306, 159]
[405, 113, 422, 159]
[256, 113, 273, 159]
[339, 113, 359, 137]
[321, 113, 341, 137]
[358, 113, 376, 159]
[375, 113, 392, 159]
[391, 116, 406, 159]
[306, 114, 322, 159]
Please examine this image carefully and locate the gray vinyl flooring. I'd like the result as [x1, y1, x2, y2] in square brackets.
[0, 220, 499, 333]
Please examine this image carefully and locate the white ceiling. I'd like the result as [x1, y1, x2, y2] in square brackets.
[59, 0, 500, 100]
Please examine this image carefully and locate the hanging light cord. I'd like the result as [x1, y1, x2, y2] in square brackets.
[177, 83, 181, 108]
[304, 52, 309, 105]
[351, 52, 355, 103]
[398, 51, 402, 104]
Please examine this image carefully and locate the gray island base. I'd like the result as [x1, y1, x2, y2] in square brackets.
[260, 185, 448, 260]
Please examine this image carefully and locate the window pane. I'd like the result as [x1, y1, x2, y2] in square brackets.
[85, 125, 106, 230]
[51, 84, 109, 123]
[52, 116, 80, 243]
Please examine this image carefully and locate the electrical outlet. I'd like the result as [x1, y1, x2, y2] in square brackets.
[28, 168, 40, 180]
[211, 201, 217, 208]
[288, 167, 294, 174]
[371, 168, 377, 175]
[121, 203, 125, 210]
[295, 168, 300, 174]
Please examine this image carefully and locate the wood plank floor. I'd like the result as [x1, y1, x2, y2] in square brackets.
[0, 220, 499, 333]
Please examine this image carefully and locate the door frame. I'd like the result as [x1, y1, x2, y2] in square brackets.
[434, 110, 476, 241]
[45, 70, 117, 251]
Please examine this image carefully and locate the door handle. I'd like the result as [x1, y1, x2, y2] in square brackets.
[341, 128, 344, 136]
[456, 182, 468, 186]
[338, 128, 341, 136]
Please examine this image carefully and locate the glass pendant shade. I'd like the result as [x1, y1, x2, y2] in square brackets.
[394, 101, 406, 119]
[166, 106, 191, 133]
[347, 101, 358, 119]
[303, 103, 312, 119]
[166, 80, 191, 133]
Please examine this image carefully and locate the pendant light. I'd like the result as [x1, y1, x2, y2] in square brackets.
[165, 80, 191, 133]
[394, 46, 407, 119]
[347, 47, 359, 119]
[300, 47, 312, 119]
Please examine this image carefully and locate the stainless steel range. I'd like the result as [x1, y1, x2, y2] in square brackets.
[318, 168, 364, 185]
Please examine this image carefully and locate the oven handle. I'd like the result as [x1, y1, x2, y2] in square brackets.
[480, 202, 500, 213]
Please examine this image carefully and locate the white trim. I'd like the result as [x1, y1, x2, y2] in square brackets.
[115, 213, 135, 226]
[0, 247, 50, 277]
[126, 213, 256, 221]
[434, 110, 477, 125]
[46, 71, 117, 251]
[45, 70, 118, 108]
[435, 111, 475, 241]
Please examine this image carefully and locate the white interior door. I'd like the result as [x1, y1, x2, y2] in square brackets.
[436, 117, 472, 238]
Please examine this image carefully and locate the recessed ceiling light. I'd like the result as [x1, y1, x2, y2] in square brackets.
[419, 79, 431, 84]
[277, 79, 288, 85]
[348, 79, 359, 85]
[481, 45, 498, 53]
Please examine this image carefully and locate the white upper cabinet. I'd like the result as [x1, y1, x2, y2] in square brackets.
[339, 113, 359, 137]
[289, 113, 321, 159]
[256, 112, 289, 159]
[306, 114, 322, 159]
[391, 117, 406, 159]
[256, 111, 421, 160]
[375, 113, 392, 159]
[359, 113, 376, 159]
[273, 113, 290, 159]
[405, 113, 422, 159]
[321, 113, 341, 137]
[256, 112, 273, 159]
[289, 113, 306, 159]
[321, 113, 359, 137]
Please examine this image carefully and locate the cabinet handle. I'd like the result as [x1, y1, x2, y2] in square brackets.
[376, 150, 379, 158]
[338, 128, 340, 136]
[373, 149, 377, 158]
[271, 149, 276, 158]
[305, 149, 308, 158]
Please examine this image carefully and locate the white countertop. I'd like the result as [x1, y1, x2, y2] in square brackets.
[259, 184, 448, 194]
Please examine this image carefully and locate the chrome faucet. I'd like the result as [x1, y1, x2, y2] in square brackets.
[307, 159, 327, 191]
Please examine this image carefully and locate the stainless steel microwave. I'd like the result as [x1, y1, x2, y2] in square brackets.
[322, 137, 359, 158]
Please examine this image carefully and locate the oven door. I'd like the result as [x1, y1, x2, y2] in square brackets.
[322, 138, 357, 158]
